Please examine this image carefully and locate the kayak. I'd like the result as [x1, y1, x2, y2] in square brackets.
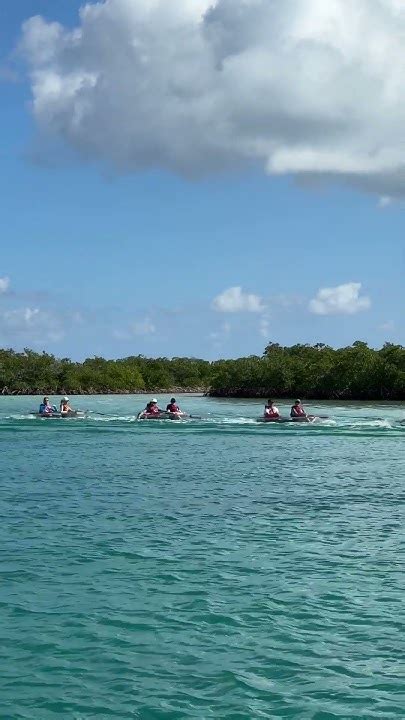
[35, 410, 87, 419]
[257, 415, 325, 424]
[137, 411, 187, 421]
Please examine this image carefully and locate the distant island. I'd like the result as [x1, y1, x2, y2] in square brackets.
[0, 342, 404, 400]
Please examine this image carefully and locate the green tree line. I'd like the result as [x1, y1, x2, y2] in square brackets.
[0, 342, 404, 399]
[209, 342, 405, 399]
[0, 350, 211, 394]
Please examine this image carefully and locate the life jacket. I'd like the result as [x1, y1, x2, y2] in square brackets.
[147, 404, 160, 415]
[291, 405, 305, 416]
[167, 403, 179, 413]
[265, 405, 279, 418]
[39, 403, 52, 414]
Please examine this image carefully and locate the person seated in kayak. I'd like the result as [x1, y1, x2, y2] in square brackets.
[39, 396, 55, 414]
[166, 397, 180, 413]
[145, 399, 162, 415]
[60, 396, 73, 414]
[264, 399, 280, 419]
[290, 399, 307, 418]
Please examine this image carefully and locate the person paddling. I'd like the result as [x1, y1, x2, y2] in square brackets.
[59, 396, 73, 414]
[39, 396, 54, 415]
[144, 399, 162, 415]
[290, 399, 307, 418]
[264, 399, 280, 419]
[166, 397, 180, 413]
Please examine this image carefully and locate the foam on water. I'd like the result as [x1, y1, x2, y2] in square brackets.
[1, 396, 404, 433]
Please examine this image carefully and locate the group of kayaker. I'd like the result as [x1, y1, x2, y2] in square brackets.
[142, 397, 182, 416]
[37, 395, 311, 422]
[264, 399, 307, 420]
[39, 396, 74, 416]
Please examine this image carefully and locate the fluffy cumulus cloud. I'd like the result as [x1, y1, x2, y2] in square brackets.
[309, 282, 371, 315]
[19, 0, 405, 195]
[212, 286, 264, 313]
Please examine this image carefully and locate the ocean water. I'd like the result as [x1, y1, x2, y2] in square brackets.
[1, 395, 404, 719]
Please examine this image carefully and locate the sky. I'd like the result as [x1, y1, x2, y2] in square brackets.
[0, 0, 404, 360]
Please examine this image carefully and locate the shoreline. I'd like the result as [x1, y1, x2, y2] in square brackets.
[208, 391, 405, 401]
[1, 388, 403, 403]
[0, 388, 207, 396]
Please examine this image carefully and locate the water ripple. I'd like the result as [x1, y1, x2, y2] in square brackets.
[1, 396, 405, 718]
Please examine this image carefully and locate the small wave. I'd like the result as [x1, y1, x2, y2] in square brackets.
[214, 416, 258, 425]
[347, 419, 394, 430]
[5, 414, 37, 421]
[90, 415, 139, 422]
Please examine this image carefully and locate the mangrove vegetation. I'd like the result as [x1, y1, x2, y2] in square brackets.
[0, 342, 404, 399]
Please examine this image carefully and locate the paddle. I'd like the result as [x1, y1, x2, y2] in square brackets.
[86, 410, 112, 417]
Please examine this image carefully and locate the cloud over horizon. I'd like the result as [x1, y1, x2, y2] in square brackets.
[212, 286, 265, 313]
[309, 282, 371, 316]
[19, 0, 405, 196]
[0, 306, 66, 344]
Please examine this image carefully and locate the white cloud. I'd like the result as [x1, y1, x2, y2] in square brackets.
[3, 307, 40, 325]
[309, 282, 371, 316]
[0, 306, 65, 343]
[212, 286, 264, 313]
[19, 0, 405, 195]
[131, 317, 156, 336]
[0, 276, 10, 294]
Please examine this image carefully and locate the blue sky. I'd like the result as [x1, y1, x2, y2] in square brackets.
[0, 0, 403, 360]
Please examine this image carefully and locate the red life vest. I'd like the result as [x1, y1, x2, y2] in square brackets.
[292, 405, 305, 416]
[147, 404, 160, 415]
[167, 403, 179, 413]
[265, 405, 279, 418]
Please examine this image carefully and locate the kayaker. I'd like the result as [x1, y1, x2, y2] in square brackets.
[264, 399, 280, 419]
[39, 396, 54, 415]
[166, 397, 180, 413]
[60, 396, 73, 414]
[290, 399, 307, 418]
[145, 399, 162, 415]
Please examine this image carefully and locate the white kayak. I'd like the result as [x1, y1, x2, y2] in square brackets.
[34, 410, 87, 419]
[137, 411, 188, 421]
[257, 415, 326, 424]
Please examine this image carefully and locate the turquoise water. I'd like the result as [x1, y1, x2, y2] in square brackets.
[1, 395, 405, 719]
